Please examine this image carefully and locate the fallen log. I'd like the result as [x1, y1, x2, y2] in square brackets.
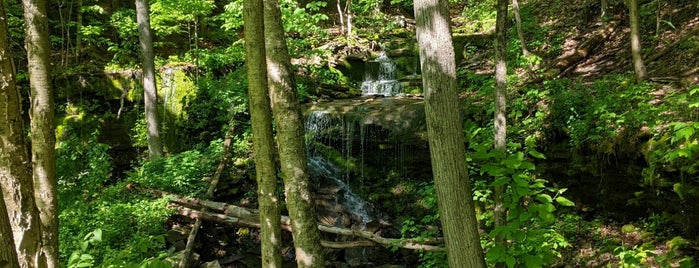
[170, 202, 445, 251]
[645, 27, 699, 64]
[135, 184, 445, 251]
[530, 20, 619, 83]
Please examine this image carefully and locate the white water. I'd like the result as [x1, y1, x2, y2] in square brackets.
[360, 53, 403, 96]
[307, 156, 373, 224]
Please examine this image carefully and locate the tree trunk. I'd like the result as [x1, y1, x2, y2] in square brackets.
[0, 190, 20, 268]
[263, 0, 326, 266]
[414, 0, 486, 267]
[511, 0, 529, 57]
[1, 3, 43, 268]
[345, 0, 352, 39]
[628, 0, 647, 82]
[493, 0, 508, 264]
[135, 0, 163, 160]
[22, 0, 58, 266]
[601, 0, 608, 26]
[0, 5, 22, 268]
[243, 0, 283, 266]
[75, 0, 82, 57]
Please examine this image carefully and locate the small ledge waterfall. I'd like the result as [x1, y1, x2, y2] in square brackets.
[360, 53, 403, 96]
[304, 98, 431, 228]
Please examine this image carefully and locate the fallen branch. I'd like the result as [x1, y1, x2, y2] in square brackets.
[169, 202, 444, 251]
[135, 183, 445, 251]
[179, 123, 236, 268]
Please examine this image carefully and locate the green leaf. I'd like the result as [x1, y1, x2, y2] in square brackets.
[524, 254, 543, 268]
[555, 196, 575, 206]
[513, 177, 529, 188]
[536, 193, 553, 203]
[486, 245, 505, 261]
[529, 149, 546, 159]
[505, 256, 516, 268]
[494, 177, 509, 187]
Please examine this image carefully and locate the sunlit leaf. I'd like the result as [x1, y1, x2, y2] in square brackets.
[555, 196, 575, 206]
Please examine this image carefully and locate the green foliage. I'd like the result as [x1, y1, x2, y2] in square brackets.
[398, 182, 447, 268]
[198, 43, 246, 76]
[59, 181, 172, 265]
[108, 8, 140, 66]
[456, 0, 496, 34]
[178, 68, 249, 147]
[151, 0, 215, 35]
[219, 0, 327, 40]
[548, 76, 656, 152]
[57, 130, 113, 202]
[128, 139, 224, 196]
[3, 0, 24, 43]
[466, 122, 572, 267]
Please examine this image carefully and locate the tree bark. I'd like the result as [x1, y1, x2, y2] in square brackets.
[414, 0, 486, 267]
[511, 0, 529, 57]
[243, 0, 283, 265]
[135, 0, 163, 160]
[0, 190, 20, 268]
[628, 0, 647, 82]
[493, 0, 508, 264]
[22, 0, 58, 266]
[263, 0, 326, 266]
[1, 3, 43, 268]
[0, 5, 22, 268]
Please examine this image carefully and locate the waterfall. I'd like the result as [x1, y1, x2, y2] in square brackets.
[360, 53, 403, 96]
[305, 110, 375, 225]
[307, 156, 373, 224]
[304, 99, 431, 227]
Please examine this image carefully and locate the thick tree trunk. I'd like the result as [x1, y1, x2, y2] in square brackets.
[22, 0, 58, 266]
[263, 0, 326, 267]
[0, 190, 20, 268]
[628, 0, 647, 82]
[493, 0, 508, 263]
[414, 0, 486, 267]
[1, 3, 43, 268]
[135, 0, 163, 160]
[0, 5, 22, 267]
[243, 0, 283, 265]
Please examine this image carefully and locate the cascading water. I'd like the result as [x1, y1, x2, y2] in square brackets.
[304, 98, 431, 229]
[307, 156, 373, 224]
[360, 53, 403, 96]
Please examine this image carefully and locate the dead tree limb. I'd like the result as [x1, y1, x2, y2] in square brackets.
[170, 204, 445, 251]
[179, 124, 236, 268]
[135, 184, 446, 251]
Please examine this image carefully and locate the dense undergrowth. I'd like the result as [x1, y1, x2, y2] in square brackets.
[41, 0, 699, 267]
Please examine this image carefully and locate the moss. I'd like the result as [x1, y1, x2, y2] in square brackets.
[156, 67, 198, 153]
